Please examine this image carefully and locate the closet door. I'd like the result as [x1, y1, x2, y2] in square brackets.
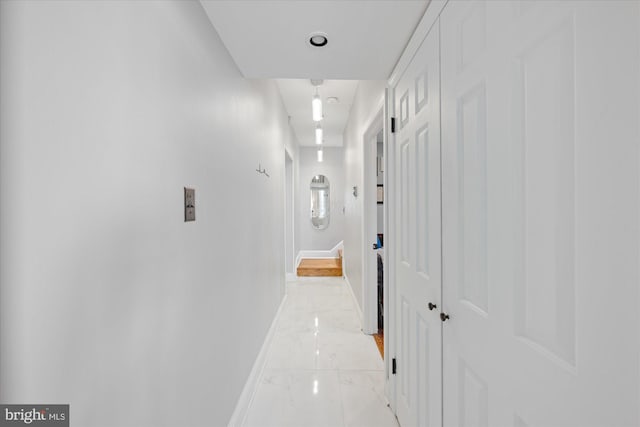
[441, 1, 640, 426]
[393, 19, 442, 427]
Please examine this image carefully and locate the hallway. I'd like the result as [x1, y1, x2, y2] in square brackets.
[243, 278, 398, 427]
[1, 1, 639, 425]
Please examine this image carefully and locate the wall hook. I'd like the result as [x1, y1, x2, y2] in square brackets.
[256, 163, 270, 178]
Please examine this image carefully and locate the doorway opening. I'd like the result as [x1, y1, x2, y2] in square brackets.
[362, 103, 385, 340]
[284, 149, 294, 286]
[373, 130, 385, 358]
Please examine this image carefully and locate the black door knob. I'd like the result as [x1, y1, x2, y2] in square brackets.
[428, 302, 437, 311]
[440, 312, 450, 322]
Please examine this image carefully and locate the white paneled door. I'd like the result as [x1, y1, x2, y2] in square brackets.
[440, 1, 639, 426]
[392, 0, 639, 426]
[393, 20, 442, 427]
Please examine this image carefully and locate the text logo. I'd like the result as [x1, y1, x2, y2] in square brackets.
[0, 405, 68, 426]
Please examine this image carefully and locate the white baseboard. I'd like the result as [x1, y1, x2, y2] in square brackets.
[343, 274, 363, 331]
[295, 252, 302, 269]
[227, 294, 287, 427]
[285, 273, 296, 281]
[296, 241, 344, 265]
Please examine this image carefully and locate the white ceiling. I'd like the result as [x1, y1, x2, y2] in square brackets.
[200, 1, 429, 80]
[200, 0, 430, 147]
[277, 79, 359, 147]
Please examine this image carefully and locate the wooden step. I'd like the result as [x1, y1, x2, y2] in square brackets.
[297, 258, 343, 277]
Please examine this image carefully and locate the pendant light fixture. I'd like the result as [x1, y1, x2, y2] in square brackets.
[312, 88, 323, 122]
[311, 79, 324, 160]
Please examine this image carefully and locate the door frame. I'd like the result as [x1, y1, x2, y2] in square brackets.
[361, 91, 396, 409]
[362, 104, 384, 336]
[284, 148, 295, 284]
[382, 87, 397, 412]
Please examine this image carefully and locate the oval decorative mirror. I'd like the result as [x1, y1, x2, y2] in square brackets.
[310, 175, 330, 230]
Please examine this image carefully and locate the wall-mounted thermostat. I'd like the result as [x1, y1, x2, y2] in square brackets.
[184, 187, 195, 222]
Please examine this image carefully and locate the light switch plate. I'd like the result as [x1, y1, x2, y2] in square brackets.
[184, 187, 195, 222]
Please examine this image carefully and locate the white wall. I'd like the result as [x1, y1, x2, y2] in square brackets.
[297, 147, 345, 252]
[342, 81, 386, 312]
[0, 1, 296, 426]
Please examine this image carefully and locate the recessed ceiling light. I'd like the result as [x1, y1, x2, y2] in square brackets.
[309, 32, 328, 48]
[326, 97, 339, 104]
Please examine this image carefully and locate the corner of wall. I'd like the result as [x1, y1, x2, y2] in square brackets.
[341, 80, 386, 315]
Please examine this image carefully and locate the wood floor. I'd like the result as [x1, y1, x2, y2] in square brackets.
[296, 258, 343, 277]
[373, 330, 384, 359]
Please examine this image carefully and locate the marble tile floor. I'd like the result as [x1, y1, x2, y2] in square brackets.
[243, 277, 399, 427]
